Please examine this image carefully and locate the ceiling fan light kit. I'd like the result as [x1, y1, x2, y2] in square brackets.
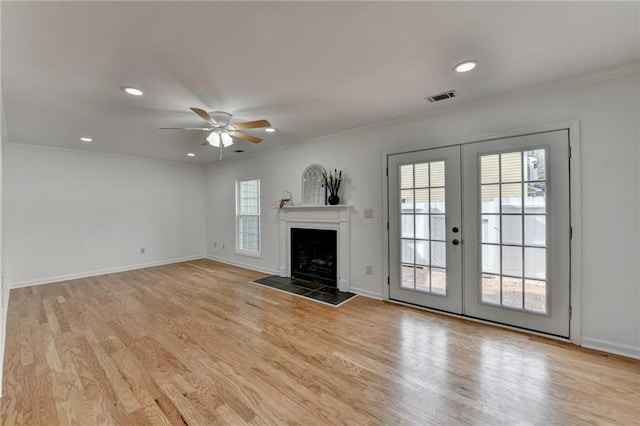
[206, 130, 234, 147]
[161, 107, 271, 160]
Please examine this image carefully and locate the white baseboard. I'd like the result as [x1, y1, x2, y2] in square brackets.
[349, 286, 384, 300]
[8, 254, 205, 289]
[581, 337, 640, 360]
[205, 255, 279, 276]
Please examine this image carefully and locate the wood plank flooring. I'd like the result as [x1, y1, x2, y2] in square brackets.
[1, 259, 639, 424]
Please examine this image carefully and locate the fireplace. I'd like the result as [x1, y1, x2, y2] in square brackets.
[291, 228, 337, 286]
[278, 205, 350, 292]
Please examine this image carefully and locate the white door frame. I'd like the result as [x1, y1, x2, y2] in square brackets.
[381, 120, 582, 344]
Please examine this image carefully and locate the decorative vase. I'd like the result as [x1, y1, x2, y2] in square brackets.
[328, 194, 340, 205]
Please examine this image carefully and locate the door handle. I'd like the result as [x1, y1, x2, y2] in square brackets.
[452, 239, 460, 246]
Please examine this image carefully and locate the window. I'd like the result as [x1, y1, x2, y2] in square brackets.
[236, 179, 261, 255]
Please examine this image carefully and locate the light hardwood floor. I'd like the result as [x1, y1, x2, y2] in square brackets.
[1, 259, 639, 424]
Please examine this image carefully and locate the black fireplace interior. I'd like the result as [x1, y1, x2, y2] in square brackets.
[291, 228, 337, 287]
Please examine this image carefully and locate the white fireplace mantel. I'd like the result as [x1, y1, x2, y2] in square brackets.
[278, 205, 350, 292]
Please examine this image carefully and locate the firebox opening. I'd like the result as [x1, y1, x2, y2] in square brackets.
[291, 228, 337, 287]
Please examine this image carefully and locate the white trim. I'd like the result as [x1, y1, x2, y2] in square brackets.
[234, 250, 262, 259]
[381, 152, 391, 301]
[7, 141, 207, 167]
[8, 255, 205, 289]
[581, 337, 640, 360]
[567, 121, 582, 345]
[205, 255, 279, 276]
[349, 286, 384, 300]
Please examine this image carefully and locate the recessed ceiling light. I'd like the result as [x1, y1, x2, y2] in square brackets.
[453, 60, 478, 73]
[79, 137, 93, 142]
[234, 149, 244, 153]
[121, 86, 144, 96]
[187, 153, 195, 157]
[264, 128, 276, 133]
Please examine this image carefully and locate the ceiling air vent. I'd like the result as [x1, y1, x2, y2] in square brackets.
[425, 90, 457, 103]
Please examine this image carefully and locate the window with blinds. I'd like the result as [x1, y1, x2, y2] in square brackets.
[236, 179, 261, 255]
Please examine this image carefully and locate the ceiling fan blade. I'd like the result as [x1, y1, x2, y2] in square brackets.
[159, 127, 210, 130]
[190, 107, 217, 126]
[232, 119, 271, 130]
[230, 131, 262, 143]
[201, 140, 211, 146]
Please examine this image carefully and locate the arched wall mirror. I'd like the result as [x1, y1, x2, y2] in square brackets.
[302, 164, 326, 205]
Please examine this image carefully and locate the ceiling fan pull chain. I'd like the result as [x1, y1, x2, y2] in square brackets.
[219, 145, 223, 160]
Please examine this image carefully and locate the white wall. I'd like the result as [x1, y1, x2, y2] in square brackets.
[5, 145, 206, 287]
[205, 65, 640, 358]
[0, 0, 7, 395]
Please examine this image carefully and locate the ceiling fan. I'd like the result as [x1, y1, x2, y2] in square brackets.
[161, 108, 272, 159]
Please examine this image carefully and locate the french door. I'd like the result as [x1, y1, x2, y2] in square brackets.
[388, 146, 463, 313]
[388, 130, 571, 337]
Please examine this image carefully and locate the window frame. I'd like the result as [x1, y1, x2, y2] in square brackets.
[235, 178, 262, 257]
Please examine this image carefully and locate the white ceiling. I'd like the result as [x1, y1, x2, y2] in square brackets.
[2, 1, 638, 164]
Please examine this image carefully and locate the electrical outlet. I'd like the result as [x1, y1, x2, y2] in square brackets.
[364, 208, 374, 219]
[366, 265, 372, 275]
[140, 248, 145, 254]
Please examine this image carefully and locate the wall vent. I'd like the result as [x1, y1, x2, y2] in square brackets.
[425, 90, 457, 103]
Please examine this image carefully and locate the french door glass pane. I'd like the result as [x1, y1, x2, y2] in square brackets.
[481, 185, 500, 213]
[525, 279, 547, 313]
[400, 165, 413, 188]
[524, 247, 546, 279]
[398, 161, 447, 295]
[416, 266, 430, 291]
[415, 215, 429, 239]
[502, 277, 523, 308]
[502, 246, 523, 277]
[401, 190, 413, 211]
[414, 163, 429, 187]
[481, 244, 500, 274]
[481, 155, 499, 184]
[482, 274, 500, 304]
[431, 268, 447, 295]
[501, 183, 522, 213]
[415, 240, 430, 266]
[502, 215, 523, 245]
[501, 152, 522, 182]
[431, 241, 446, 268]
[401, 240, 414, 264]
[402, 264, 415, 289]
[525, 182, 546, 213]
[479, 149, 549, 313]
[481, 215, 500, 243]
[430, 188, 445, 213]
[430, 162, 445, 186]
[430, 215, 446, 240]
[524, 215, 546, 246]
[401, 214, 414, 238]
